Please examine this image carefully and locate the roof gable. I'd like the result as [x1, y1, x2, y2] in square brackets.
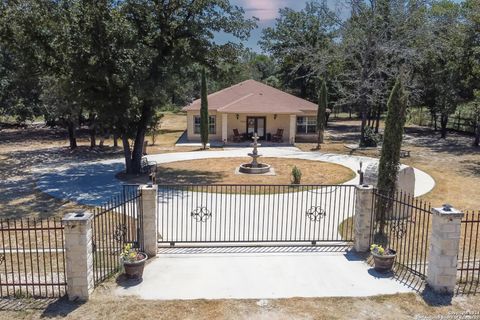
[182, 79, 318, 114]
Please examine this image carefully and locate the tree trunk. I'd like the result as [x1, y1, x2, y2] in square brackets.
[89, 114, 96, 148]
[300, 79, 307, 99]
[474, 116, 480, 147]
[131, 127, 147, 174]
[360, 107, 368, 146]
[90, 129, 96, 148]
[440, 113, 448, 139]
[66, 120, 77, 149]
[113, 133, 118, 147]
[122, 134, 133, 174]
[123, 103, 151, 174]
[375, 109, 381, 133]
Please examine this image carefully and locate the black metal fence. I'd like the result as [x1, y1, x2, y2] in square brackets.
[157, 184, 356, 245]
[0, 218, 66, 298]
[92, 188, 142, 286]
[371, 190, 432, 281]
[458, 210, 480, 294]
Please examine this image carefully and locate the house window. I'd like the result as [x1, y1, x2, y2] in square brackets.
[194, 115, 216, 134]
[296, 116, 317, 134]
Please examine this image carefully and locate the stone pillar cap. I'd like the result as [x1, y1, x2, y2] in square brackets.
[140, 184, 158, 191]
[62, 211, 93, 224]
[432, 205, 464, 218]
[356, 184, 373, 190]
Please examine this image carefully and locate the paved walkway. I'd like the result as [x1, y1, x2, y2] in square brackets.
[36, 147, 435, 206]
[115, 247, 413, 300]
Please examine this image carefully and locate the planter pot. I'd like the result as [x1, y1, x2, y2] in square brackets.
[123, 252, 148, 279]
[371, 250, 396, 273]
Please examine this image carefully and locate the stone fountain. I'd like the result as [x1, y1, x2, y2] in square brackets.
[238, 133, 272, 174]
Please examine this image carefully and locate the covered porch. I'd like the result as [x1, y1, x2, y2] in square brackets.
[221, 112, 296, 144]
[181, 111, 318, 147]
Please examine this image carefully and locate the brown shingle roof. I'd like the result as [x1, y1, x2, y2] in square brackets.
[182, 79, 320, 114]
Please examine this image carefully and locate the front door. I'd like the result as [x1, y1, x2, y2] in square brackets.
[246, 117, 266, 140]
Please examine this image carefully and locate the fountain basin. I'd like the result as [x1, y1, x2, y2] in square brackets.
[239, 163, 271, 174]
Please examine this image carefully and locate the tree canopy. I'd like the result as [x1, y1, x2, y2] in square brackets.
[1, 0, 479, 174]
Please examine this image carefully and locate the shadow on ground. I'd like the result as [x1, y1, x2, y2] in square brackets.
[155, 167, 225, 184]
[40, 298, 84, 318]
[365, 255, 427, 293]
[0, 297, 83, 317]
[157, 245, 351, 255]
[421, 286, 454, 306]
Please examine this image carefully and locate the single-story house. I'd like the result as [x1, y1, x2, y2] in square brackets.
[182, 79, 329, 144]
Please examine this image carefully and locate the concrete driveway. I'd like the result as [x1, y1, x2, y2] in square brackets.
[115, 246, 413, 300]
[36, 147, 435, 206]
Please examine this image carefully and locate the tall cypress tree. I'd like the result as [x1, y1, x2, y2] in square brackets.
[200, 69, 209, 149]
[317, 79, 327, 149]
[376, 76, 408, 237]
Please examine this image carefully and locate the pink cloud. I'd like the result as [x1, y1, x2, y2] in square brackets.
[242, 0, 288, 21]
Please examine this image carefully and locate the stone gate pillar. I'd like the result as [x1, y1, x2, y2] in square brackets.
[427, 205, 464, 293]
[354, 185, 374, 252]
[63, 211, 94, 301]
[140, 184, 158, 258]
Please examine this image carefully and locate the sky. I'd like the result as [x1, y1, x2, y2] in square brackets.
[215, 0, 351, 53]
[215, 0, 464, 53]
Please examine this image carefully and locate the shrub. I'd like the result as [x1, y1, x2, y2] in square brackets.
[316, 79, 327, 147]
[360, 125, 381, 147]
[291, 166, 302, 184]
[200, 69, 209, 149]
[376, 76, 407, 242]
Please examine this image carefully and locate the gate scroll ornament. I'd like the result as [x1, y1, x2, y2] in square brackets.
[113, 224, 127, 242]
[390, 219, 415, 239]
[191, 207, 212, 222]
[306, 206, 326, 221]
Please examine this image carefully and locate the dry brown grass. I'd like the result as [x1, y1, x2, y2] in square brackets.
[297, 123, 480, 211]
[119, 157, 355, 186]
[145, 112, 189, 154]
[401, 149, 480, 210]
[0, 113, 188, 218]
[1, 291, 479, 320]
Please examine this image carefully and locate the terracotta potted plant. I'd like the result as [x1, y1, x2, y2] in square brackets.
[370, 244, 396, 273]
[120, 244, 148, 279]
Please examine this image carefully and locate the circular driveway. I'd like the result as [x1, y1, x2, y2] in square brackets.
[36, 147, 435, 206]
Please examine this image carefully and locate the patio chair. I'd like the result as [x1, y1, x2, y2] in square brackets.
[232, 129, 243, 142]
[271, 128, 284, 142]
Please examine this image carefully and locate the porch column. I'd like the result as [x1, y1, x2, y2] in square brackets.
[222, 113, 228, 143]
[289, 115, 296, 144]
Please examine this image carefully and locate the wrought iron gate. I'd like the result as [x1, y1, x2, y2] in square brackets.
[92, 188, 142, 285]
[157, 184, 356, 246]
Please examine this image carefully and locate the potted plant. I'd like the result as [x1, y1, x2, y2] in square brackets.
[120, 244, 148, 279]
[370, 244, 396, 273]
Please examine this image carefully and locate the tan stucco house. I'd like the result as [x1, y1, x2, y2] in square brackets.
[183, 79, 324, 144]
